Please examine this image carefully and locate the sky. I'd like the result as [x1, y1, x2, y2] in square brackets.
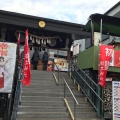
[0, 0, 120, 25]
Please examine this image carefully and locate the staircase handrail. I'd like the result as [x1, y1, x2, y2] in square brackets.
[75, 69, 103, 102]
[54, 62, 79, 120]
[54, 62, 79, 105]
[73, 63, 104, 103]
[69, 59, 105, 119]
[74, 63, 98, 87]
[63, 77, 79, 105]
[11, 52, 24, 120]
[11, 66, 22, 120]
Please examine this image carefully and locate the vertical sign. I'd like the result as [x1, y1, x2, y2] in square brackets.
[112, 81, 120, 120]
[99, 44, 114, 87]
[22, 29, 31, 86]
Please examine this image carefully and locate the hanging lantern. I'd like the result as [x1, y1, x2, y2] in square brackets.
[38, 39, 40, 44]
[44, 39, 46, 45]
[49, 39, 51, 44]
[47, 38, 51, 44]
[41, 39, 43, 44]
[36, 38, 38, 44]
[30, 36, 32, 41]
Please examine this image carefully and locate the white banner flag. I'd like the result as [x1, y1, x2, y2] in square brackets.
[0, 42, 17, 93]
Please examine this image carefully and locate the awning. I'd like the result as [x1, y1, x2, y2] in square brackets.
[85, 13, 120, 36]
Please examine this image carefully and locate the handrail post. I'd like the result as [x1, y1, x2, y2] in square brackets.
[64, 83, 66, 98]
[74, 101, 76, 120]
[58, 69, 60, 83]
[97, 85, 101, 118]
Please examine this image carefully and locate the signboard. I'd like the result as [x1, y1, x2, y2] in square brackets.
[49, 52, 54, 59]
[54, 58, 68, 71]
[73, 43, 79, 55]
[112, 81, 120, 120]
[109, 50, 114, 66]
[59, 50, 67, 56]
[0, 42, 17, 93]
[109, 50, 120, 67]
[94, 32, 101, 46]
[114, 50, 120, 67]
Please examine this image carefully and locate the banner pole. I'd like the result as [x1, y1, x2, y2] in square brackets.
[100, 19, 102, 42]
[90, 19, 94, 46]
[97, 19, 103, 118]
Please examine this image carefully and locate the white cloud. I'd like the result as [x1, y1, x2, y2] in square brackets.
[0, 0, 119, 24]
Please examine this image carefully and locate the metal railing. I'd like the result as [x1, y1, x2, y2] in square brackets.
[11, 52, 24, 120]
[53, 63, 79, 120]
[11, 67, 22, 120]
[69, 59, 105, 119]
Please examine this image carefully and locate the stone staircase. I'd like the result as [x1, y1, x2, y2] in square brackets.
[16, 70, 103, 120]
[61, 72, 103, 120]
[16, 70, 69, 120]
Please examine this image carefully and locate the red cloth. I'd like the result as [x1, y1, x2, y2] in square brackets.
[17, 32, 20, 62]
[99, 44, 114, 87]
[114, 50, 120, 67]
[0, 72, 4, 88]
[22, 29, 31, 86]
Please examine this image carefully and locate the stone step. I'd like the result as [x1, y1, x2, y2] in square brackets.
[17, 112, 69, 118]
[71, 106, 95, 111]
[30, 78, 55, 80]
[18, 106, 66, 109]
[18, 106, 95, 112]
[20, 102, 91, 108]
[20, 101, 65, 106]
[17, 118, 70, 120]
[18, 107, 67, 112]
[20, 96, 85, 102]
[21, 92, 83, 97]
[76, 111, 97, 117]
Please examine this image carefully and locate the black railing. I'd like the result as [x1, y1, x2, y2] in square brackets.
[11, 51, 24, 120]
[11, 67, 22, 120]
[69, 58, 105, 119]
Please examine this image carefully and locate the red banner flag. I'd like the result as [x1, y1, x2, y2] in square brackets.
[17, 32, 20, 62]
[17, 32, 20, 44]
[22, 29, 31, 86]
[99, 44, 114, 87]
[114, 50, 120, 67]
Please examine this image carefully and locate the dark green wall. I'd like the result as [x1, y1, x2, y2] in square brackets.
[77, 46, 120, 73]
[77, 47, 94, 69]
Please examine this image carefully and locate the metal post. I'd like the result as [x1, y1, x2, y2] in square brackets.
[74, 100, 76, 120]
[96, 18, 102, 118]
[97, 85, 101, 118]
[58, 70, 59, 83]
[71, 58, 72, 77]
[100, 19, 102, 42]
[91, 20, 94, 46]
[64, 83, 66, 98]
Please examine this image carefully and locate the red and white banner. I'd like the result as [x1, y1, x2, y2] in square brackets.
[99, 44, 114, 87]
[22, 30, 31, 86]
[114, 50, 120, 67]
